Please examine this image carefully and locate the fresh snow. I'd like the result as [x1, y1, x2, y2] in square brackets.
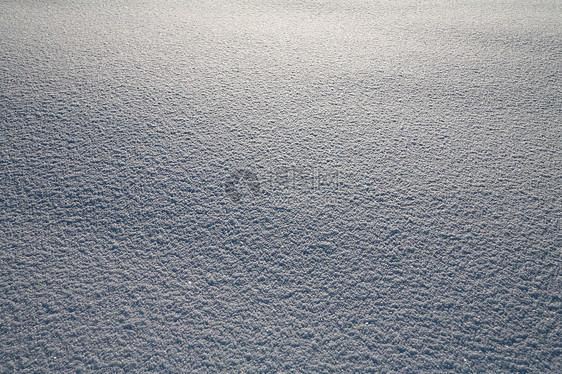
[1, 0, 561, 372]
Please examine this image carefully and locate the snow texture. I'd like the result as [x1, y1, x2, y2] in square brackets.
[1, 0, 561, 372]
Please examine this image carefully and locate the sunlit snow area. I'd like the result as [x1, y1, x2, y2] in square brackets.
[1, 0, 561, 372]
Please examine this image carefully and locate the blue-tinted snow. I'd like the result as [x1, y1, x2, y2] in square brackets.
[1, 0, 561, 372]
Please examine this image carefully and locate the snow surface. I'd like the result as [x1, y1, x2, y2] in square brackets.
[1, 0, 561, 372]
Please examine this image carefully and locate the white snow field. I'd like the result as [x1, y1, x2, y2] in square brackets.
[1, 0, 561, 372]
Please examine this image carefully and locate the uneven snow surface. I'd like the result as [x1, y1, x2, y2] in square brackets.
[1, 0, 561, 372]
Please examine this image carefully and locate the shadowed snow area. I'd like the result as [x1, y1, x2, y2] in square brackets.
[1, 0, 561, 372]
